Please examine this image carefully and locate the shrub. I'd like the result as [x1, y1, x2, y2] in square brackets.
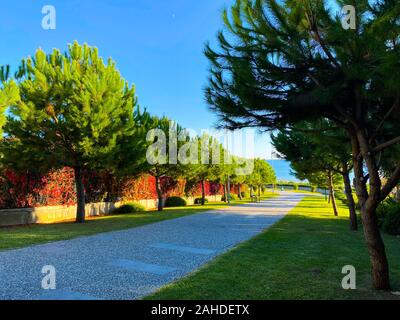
[377, 197, 400, 235]
[113, 202, 146, 214]
[240, 192, 248, 198]
[382, 207, 400, 236]
[165, 196, 187, 207]
[194, 197, 208, 205]
[376, 197, 397, 228]
[293, 184, 299, 191]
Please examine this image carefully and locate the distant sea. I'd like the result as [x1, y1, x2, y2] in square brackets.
[266, 160, 302, 182]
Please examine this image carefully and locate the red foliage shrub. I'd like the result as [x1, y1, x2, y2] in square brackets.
[0, 168, 225, 209]
[0, 168, 76, 209]
[162, 177, 185, 198]
[38, 168, 76, 206]
[185, 180, 223, 197]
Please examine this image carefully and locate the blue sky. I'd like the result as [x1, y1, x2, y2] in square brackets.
[2, 0, 275, 158]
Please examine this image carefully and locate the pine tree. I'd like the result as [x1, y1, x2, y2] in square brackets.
[205, 0, 400, 289]
[184, 133, 223, 205]
[272, 123, 353, 222]
[143, 116, 188, 211]
[246, 159, 276, 199]
[1, 42, 137, 223]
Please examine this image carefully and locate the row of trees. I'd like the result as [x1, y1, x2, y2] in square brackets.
[272, 120, 357, 230]
[0, 42, 276, 221]
[204, 0, 400, 290]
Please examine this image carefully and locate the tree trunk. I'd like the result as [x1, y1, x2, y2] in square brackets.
[328, 171, 339, 216]
[342, 166, 358, 231]
[227, 177, 231, 204]
[201, 179, 206, 206]
[223, 183, 227, 202]
[238, 184, 242, 200]
[361, 204, 390, 290]
[74, 167, 86, 223]
[155, 176, 163, 211]
[258, 186, 261, 203]
[351, 128, 390, 290]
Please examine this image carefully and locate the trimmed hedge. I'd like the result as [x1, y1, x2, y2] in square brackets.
[165, 196, 187, 207]
[113, 202, 146, 214]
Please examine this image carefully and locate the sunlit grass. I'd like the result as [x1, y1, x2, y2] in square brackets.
[146, 196, 400, 300]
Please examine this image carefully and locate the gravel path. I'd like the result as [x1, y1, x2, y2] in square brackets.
[0, 192, 304, 300]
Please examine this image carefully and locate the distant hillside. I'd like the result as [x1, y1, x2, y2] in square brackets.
[266, 160, 302, 182]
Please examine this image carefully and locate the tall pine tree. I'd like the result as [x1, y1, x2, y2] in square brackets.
[1, 42, 137, 223]
[205, 0, 400, 289]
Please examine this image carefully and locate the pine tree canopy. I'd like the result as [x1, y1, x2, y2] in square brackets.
[144, 115, 188, 179]
[247, 158, 276, 187]
[271, 120, 352, 175]
[205, 0, 400, 289]
[0, 80, 19, 137]
[271, 122, 345, 181]
[1, 41, 137, 171]
[205, 0, 400, 138]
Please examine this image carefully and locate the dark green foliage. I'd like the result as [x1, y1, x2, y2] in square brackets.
[3, 42, 137, 171]
[376, 198, 397, 228]
[165, 196, 187, 207]
[0, 65, 10, 82]
[272, 123, 345, 189]
[113, 202, 146, 215]
[205, 0, 400, 135]
[382, 208, 400, 236]
[376, 198, 400, 236]
[194, 198, 209, 205]
[143, 116, 189, 211]
[0, 42, 141, 223]
[335, 191, 348, 205]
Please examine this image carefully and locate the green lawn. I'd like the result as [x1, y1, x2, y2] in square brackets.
[0, 194, 277, 251]
[146, 196, 400, 300]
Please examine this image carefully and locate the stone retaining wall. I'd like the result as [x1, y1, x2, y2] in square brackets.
[0, 195, 223, 227]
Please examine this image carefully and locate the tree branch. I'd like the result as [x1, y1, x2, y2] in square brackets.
[381, 165, 400, 201]
[369, 96, 400, 143]
[373, 136, 400, 153]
